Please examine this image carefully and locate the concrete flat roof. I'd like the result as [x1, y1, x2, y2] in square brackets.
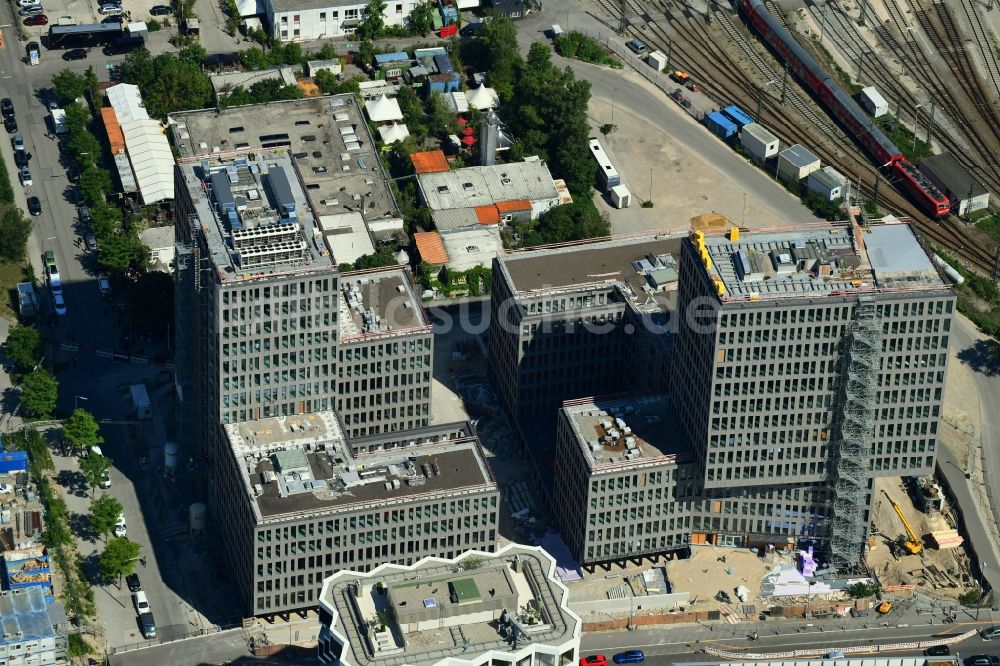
[338, 267, 427, 338]
[921, 153, 988, 198]
[700, 222, 948, 301]
[562, 394, 688, 471]
[224, 412, 495, 520]
[169, 95, 400, 230]
[439, 227, 504, 272]
[499, 234, 682, 295]
[319, 212, 376, 265]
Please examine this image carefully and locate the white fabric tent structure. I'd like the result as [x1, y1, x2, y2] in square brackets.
[364, 95, 403, 123]
[120, 119, 174, 204]
[467, 85, 499, 110]
[378, 123, 410, 144]
[106, 83, 147, 124]
[106, 83, 174, 204]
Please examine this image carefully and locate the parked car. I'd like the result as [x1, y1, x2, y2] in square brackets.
[84, 231, 97, 251]
[4, 115, 17, 133]
[134, 590, 149, 613]
[99, 470, 111, 488]
[98, 275, 110, 297]
[625, 38, 647, 54]
[19, 167, 31, 187]
[98, 3, 123, 14]
[43, 250, 56, 274]
[964, 656, 1000, 666]
[149, 4, 172, 14]
[613, 651, 645, 664]
[24, 13, 48, 24]
[126, 573, 141, 592]
[138, 611, 156, 639]
[0, 98, 13, 118]
[26, 196, 41, 216]
[114, 514, 127, 538]
[14, 149, 29, 168]
[52, 292, 66, 316]
[78, 205, 92, 224]
[982, 626, 1000, 641]
[100, 15, 121, 23]
[580, 656, 607, 666]
[12, 133, 23, 151]
[18, 5, 44, 16]
[925, 645, 950, 656]
[16, 0, 39, 7]
[62, 48, 87, 60]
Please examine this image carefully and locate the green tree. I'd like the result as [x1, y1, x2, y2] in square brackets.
[5, 325, 42, 372]
[358, 0, 387, 40]
[79, 453, 111, 497]
[316, 42, 337, 60]
[224, 0, 240, 34]
[846, 582, 879, 599]
[84, 66, 100, 97]
[62, 409, 103, 456]
[427, 92, 456, 138]
[89, 202, 123, 239]
[79, 166, 112, 207]
[98, 229, 149, 274]
[89, 495, 123, 540]
[178, 43, 207, 66]
[479, 12, 521, 101]
[19, 368, 58, 418]
[0, 205, 32, 262]
[239, 47, 271, 71]
[407, 1, 434, 35]
[523, 201, 609, 247]
[99, 537, 140, 583]
[356, 40, 377, 69]
[52, 69, 89, 104]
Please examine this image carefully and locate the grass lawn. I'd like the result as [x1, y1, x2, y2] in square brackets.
[0, 260, 29, 322]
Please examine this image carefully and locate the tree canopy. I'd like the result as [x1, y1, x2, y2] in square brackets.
[220, 79, 303, 109]
[0, 205, 31, 263]
[338, 249, 397, 272]
[19, 369, 58, 418]
[89, 495, 123, 539]
[79, 454, 111, 497]
[479, 13, 522, 102]
[62, 409, 103, 455]
[5, 325, 42, 372]
[99, 538, 140, 582]
[358, 0, 388, 40]
[407, 1, 434, 35]
[52, 69, 89, 104]
[119, 47, 213, 119]
[521, 201, 610, 247]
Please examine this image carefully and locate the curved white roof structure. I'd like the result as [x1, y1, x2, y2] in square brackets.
[467, 85, 499, 110]
[107, 84, 175, 204]
[378, 123, 409, 144]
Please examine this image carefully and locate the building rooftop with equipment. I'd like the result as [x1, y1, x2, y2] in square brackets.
[338, 268, 427, 340]
[691, 221, 949, 302]
[317, 544, 581, 666]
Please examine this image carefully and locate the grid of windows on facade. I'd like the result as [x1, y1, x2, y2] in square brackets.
[337, 337, 433, 438]
[252, 496, 499, 613]
[218, 278, 338, 423]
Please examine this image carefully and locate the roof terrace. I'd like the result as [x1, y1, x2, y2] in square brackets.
[338, 268, 429, 340]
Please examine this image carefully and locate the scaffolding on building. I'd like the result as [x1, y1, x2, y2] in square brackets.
[829, 298, 882, 573]
[173, 214, 206, 490]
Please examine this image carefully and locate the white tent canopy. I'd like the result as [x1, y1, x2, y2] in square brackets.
[467, 85, 499, 110]
[121, 118, 174, 204]
[364, 95, 403, 123]
[106, 83, 148, 124]
[378, 123, 410, 144]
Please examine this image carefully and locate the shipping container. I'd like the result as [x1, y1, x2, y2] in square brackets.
[740, 122, 779, 162]
[705, 111, 738, 140]
[721, 104, 753, 128]
[0, 451, 28, 474]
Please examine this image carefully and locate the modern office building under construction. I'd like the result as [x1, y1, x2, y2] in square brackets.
[496, 221, 954, 571]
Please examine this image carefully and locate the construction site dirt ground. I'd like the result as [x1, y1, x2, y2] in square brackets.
[666, 546, 774, 606]
[868, 476, 974, 599]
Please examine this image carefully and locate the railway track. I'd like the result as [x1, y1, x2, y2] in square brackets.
[875, 0, 1000, 189]
[585, 0, 996, 271]
[960, 0, 1000, 98]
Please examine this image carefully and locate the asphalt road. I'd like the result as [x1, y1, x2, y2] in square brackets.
[581, 622, 1000, 664]
[512, 2, 821, 230]
[0, 9, 217, 648]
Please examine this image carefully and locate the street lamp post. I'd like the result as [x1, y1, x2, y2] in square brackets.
[75, 395, 88, 411]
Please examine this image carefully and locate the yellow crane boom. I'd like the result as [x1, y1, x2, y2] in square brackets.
[881, 489, 922, 555]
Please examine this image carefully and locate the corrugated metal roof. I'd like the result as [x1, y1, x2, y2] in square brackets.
[100, 106, 125, 154]
[414, 231, 449, 265]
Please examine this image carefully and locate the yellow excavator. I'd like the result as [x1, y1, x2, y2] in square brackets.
[881, 489, 923, 555]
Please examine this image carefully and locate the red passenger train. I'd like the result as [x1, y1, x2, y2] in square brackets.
[738, 0, 951, 218]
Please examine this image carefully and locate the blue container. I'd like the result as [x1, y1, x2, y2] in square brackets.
[722, 104, 754, 128]
[0, 451, 28, 475]
[706, 111, 737, 139]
